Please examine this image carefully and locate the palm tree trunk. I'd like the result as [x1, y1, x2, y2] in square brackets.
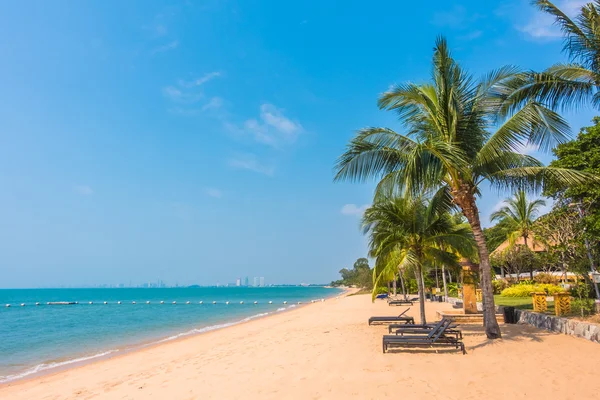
[455, 191, 501, 339]
[442, 264, 449, 301]
[524, 235, 533, 280]
[399, 272, 407, 299]
[418, 265, 427, 325]
[392, 275, 397, 296]
[387, 281, 391, 296]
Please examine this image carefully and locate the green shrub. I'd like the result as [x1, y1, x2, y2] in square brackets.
[492, 280, 509, 294]
[501, 283, 566, 297]
[447, 283, 458, 297]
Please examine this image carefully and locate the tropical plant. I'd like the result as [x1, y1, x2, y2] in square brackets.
[362, 195, 475, 324]
[506, 1, 600, 112]
[490, 190, 546, 279]
[334, 37, 593, 338]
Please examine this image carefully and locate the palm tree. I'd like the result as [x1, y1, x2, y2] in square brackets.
[504, 1, 600, 111]
[335, 37, 593, 338]
[363, 195, 475, 324]
[490, 190, 546, 280]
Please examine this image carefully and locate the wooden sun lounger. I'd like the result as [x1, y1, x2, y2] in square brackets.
[387, 319, 462, 339]
[388, 299, 414, 306]
[368, 308, 415, 325]
[382, 319, 466, 354]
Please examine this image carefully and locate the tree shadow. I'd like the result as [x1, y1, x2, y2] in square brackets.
[462, 324, 553, 351]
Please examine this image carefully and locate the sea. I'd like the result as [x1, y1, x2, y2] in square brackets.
[0, 286, 341, 383]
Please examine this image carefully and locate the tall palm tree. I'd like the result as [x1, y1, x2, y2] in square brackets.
[335, 37, 593, 338]
[504, 1, 600, 111]
[363, 195, 475, 324]
[490, 190, 546, 279]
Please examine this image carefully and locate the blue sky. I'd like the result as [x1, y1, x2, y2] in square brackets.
[0, 0, 596, 288]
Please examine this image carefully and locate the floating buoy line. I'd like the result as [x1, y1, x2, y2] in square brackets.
[3, 298, 328, 308]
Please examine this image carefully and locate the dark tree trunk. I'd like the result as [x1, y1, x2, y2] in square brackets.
[392, 275, 397, 297]
[452, 188, 501, 339]
[414, 267, 426, 324]
[399, 270, 407, 299]
[442, 264, 449, 301]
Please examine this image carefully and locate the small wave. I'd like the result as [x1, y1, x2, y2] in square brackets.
[0, 350, 117, 384]
[276, 307, 286, 312]
[288, 304, 297, 308]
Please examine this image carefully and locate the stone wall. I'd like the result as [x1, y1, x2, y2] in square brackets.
[512, 308, 600, 344]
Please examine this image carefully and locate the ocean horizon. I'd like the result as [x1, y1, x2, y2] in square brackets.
[0, 286, 342, 383]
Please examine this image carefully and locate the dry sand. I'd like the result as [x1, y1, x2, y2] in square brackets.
[2, 292, 600, 400]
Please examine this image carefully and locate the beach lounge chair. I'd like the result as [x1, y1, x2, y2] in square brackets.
[382, 319, 466, 354]
[368, 308, 415, 325]
[387, 299, 414, 306]
[388, 319, 463, 339]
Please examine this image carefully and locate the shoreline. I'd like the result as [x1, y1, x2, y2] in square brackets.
[0, 288, 351, 387]
[4, 289, 598, 399]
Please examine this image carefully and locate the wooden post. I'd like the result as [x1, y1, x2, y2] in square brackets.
[554, 292, 571, 316]
[531, 292, 548, 313]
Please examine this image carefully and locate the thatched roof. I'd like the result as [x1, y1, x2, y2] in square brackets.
[490, 236, 547, 257]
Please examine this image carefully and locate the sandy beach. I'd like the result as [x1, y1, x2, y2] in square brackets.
[2, 292, 600, 400]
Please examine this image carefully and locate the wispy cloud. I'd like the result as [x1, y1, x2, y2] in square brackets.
[74, 185, 94, 196]
[205, 188, 223, 198]
[151, 40, 179, 54]
[179, 72, 222, 88]
[228, 104, 302, 148]
[520, 0, 587, 38]
[202, 97, 224, 112]
[340, 204, 369, 217]
[163, 72, 221, 104]
[516, 143, 539, 155]
[227, 154, 275, 176]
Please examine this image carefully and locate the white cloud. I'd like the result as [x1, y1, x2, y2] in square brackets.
[202, 97, 224, 112]
[75, 185, 94, 196]
[205, 188, 223, 198]
[151, 40, 179, 54]
[179, 72, 222, 88]
[516, 143, 539, 155]
[163, 72, 221, 104]
[227, 154, 275, 176]
[340, 204, 369, 216]
[520, 0, 587, 38]
[235, 104, 303, 148]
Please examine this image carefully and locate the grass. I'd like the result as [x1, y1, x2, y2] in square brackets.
[494, 295, 556, 312]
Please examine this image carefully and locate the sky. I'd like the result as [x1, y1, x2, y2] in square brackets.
[0, 0, 596, 288]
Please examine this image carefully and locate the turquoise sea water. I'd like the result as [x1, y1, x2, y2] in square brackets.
[0, 287, 341, 383]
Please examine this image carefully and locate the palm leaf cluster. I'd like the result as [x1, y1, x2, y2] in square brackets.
[334, 37, 596, 339]
[362, 196, 475, 324]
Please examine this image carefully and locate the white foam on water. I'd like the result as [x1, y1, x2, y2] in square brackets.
[0, 350, 118, 384]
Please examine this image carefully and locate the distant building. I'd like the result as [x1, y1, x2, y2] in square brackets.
[244, 276, 249, 286]
[259, 277, 265, 287]
[236, 278, 241, 287]
[253, 277, 259, 287]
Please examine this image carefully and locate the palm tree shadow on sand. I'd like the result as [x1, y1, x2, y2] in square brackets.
[463, 324, 550, 351]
